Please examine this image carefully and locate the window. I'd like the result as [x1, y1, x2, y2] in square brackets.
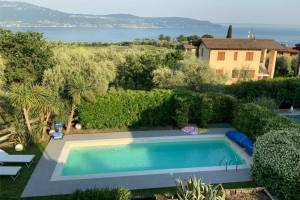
[260, 50, 265, 63]
[234, 52, 238, 61]
[216, 69, 224, 76]
[232, 69, 255, 79]
[248, 70, 255, 78]
[245, 52, 254, 61]
[201, 48, 204, 57]
[232, 70, 239, 78]
[217, 52, 225, 61]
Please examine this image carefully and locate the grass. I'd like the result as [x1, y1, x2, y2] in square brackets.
[0, 142, 47, 200]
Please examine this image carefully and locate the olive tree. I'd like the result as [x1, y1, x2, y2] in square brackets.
[153, 56, 225, 90]
[0, 56, 5, 90]
[43, 49, 116, 133]
[0, 29, 55, 84]
[153, 67, 185, 88]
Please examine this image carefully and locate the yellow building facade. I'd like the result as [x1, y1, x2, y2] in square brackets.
[198, 38, 284, 84]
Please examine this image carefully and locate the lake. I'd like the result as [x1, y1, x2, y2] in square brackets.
[8, 25, 300, 46]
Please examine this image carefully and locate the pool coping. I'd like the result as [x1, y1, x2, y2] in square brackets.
[22, 128, 252, 198]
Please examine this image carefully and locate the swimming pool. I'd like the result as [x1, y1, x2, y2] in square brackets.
[51, 136, 250, 181]
[285, 115, 300, 123]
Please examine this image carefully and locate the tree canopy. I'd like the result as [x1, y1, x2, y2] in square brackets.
[0, 29, 55, 84]
[226, 25, 233, 38]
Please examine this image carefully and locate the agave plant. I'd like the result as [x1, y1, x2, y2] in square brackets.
[176, 177, 225, 200]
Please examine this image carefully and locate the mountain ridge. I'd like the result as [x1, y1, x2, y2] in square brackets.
[0, 1, 223, 29]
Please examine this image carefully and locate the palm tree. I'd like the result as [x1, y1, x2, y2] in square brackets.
[65, 75, 96, 133]
[7, 83, 51, 136]
[38, 90, 64, 141]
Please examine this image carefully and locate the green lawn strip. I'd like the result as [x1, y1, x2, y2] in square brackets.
[0, 142, 47, 200]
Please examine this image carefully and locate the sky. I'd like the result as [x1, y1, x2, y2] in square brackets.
[6, 0, 300, 25]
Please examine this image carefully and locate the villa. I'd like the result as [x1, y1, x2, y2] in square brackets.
[197, 38, 285, 84]
[178, 42, 198, 54]
[277, 45, 299, 57]
[294, 43, 300, 75]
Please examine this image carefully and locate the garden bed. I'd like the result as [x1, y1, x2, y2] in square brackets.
[225, 188, 271, 200]
[135, 188, 271, 200]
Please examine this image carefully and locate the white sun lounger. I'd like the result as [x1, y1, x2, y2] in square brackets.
[0, 149, 35, 168]
[0, 166, 21, 181]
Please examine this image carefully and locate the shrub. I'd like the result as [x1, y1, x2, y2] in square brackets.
[197, 94, 213, 127]
[71, 188, 131, 200]
[252, 128, 300, 200]
[78, 89, 237, 129]
[173, 91, 236, 128]
[176, 177, 225, 200]
[233, 103, 298, 140]
[78, 89, 175, 128]
[228, 77, 300, 107]
[207, 94, 237, 123]
[174, 90, 204, 127]
[252, 97, 278, 110]
[174, 95, 190, 128]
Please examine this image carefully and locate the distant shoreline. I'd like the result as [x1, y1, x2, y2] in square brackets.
[4, 26, 300, 46]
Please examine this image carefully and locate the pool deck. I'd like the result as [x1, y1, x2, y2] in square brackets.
[22, 128, 252, 198]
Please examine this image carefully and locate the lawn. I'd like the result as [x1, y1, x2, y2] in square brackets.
[0, 142, 47, 200]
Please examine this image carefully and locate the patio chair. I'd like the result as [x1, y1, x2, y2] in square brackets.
[0, 166, 21, 181]
[0, 149, 35, 168]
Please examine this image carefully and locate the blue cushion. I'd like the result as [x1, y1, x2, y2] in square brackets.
[226, 131, 253, 155]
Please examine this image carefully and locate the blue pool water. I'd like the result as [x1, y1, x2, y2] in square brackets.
[61, 139, 246, 176]
[286, 115, 300, 123]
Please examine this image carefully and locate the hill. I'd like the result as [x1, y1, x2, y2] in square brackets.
[0, 1, 222, 29]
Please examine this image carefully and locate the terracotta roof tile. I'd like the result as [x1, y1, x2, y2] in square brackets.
[279, 46, 299, 54]
[200, 38, 285, 51]
[183, 43, 197, 49]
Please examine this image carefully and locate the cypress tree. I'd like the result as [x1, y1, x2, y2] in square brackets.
[226, 25, 233, 38]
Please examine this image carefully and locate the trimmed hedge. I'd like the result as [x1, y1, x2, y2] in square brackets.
[78, 89, 175, 128]
[228, 77, 300, 106]
[71, 188, 131, 200]
[252, 128, 300, 200]
[233, 103, 299, 140]
[173, 91, 236, 128]
[207, 93, 237, 123]
[78, 89, 237, 129]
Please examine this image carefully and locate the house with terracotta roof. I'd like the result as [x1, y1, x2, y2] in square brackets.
[294, 44, 300, 75]
[178, 42, 198, 55]
[278, 46, 299, 57]
[198, 38, 285, 84]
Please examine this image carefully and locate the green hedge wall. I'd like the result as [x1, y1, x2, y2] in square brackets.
[78, 89, 237, 129]
[252, 128, 300, 200]
[173, 91, 236, 128]
[228, 77, 300, 106]
[233, 103, 298, 140]
[78, 89, 175, 128]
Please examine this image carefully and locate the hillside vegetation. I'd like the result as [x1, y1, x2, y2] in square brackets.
[0, 1, 223, 28]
